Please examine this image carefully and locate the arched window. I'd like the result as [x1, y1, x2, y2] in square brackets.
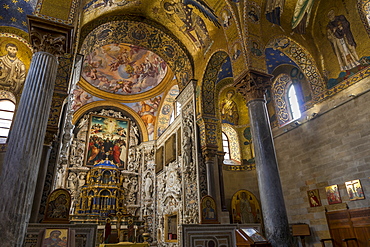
[221, 124, 241, 164]
[0, 100, 16, 144]
[272, 73, 302, 126]
[222, 132, 230, 160]
[287, 83, 301, 120]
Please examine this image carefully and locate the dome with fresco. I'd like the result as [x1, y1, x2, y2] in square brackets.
[81, 43, 168, 96]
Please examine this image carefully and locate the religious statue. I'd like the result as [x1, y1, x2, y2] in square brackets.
[144, 173, 153, 200]
[0, 43, 26, 93]
[221, 90, 239, 125]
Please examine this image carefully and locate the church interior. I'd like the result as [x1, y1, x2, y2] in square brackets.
[0, 0, 370, 246]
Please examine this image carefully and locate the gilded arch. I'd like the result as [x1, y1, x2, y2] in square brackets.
[265, 36, 325, 99]
[201, 51, 229, 116]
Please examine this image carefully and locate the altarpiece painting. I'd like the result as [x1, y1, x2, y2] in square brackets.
[85, 115, 129, 168]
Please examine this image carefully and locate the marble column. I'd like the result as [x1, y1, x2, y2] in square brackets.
[0, 52, 58, 246]
[217, 151, 227, 211]
[204, 149, 217, 200]
[29, 143, 52, 223]
[234, 70, 291, 247]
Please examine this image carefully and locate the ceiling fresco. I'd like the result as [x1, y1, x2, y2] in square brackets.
[82, 43, 168, 96]
[79, 19, 193, 90]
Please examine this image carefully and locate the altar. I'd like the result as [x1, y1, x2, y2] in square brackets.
[99, 242, 149, 247]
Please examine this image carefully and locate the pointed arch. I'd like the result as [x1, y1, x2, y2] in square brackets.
[265, 36, 325, 99]
[201, 51, 230, 116]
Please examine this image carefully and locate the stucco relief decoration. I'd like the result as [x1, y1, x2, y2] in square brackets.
[82, 43, 168, 95]
[79, 20, 192, 89]
[182, 102, 199, 224]
[266, 37, 325, 98]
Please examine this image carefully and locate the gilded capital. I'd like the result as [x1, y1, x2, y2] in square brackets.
[233, 70, 273, 103]
[27, 16, 73, 57]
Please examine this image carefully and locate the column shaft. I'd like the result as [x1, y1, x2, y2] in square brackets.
[30, 144, 52, 223]
[248, 99, 291, 247]
[0, 52, 58, 246]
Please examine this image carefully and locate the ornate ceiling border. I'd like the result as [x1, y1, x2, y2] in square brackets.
[78, 67, 174, 102]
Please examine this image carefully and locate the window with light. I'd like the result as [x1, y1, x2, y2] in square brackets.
[0, 100, 15, 144]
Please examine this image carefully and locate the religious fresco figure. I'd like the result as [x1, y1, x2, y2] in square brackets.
[0, 43, 26, 93]
[164, 1, 211, 49]
[265, 0, 285, 26]
[327, 9, 360, 71]
[291, 0, 315, 34]
[221, 90, 239, 125]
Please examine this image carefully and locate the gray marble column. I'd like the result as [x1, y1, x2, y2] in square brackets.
[233, 70, 291, 246]
[248, 98, 291, 247]
[204, 152, 217, 199]
[0, 52, 58, 246]
[30, 144, 52, 223]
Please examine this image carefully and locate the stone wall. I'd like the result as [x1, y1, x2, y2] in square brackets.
[223, 169, 259, 212]
[273, 78, 370, 246]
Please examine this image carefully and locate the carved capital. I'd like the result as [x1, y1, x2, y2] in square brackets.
[233, 70, 273, 103]
[217, 151, 226, 164]
[202, 147, 218, 162]
[27, 15, 73, 57]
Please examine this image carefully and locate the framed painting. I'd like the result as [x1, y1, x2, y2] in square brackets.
[43, 188, 71, 224]
[42, 228, 70, 247]
[325, 184, 342, 205]
[201, 195, 218, 224]
[85, 114, 130, 168]
[345, 179, 365, 200]
[307, 189, 321, 207]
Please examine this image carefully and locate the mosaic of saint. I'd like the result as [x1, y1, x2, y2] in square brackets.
[82, 43, 168, 95]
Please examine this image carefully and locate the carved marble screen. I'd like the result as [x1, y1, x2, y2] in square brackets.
[85, 114, 130, 168]
[165, 133, 176, 165]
